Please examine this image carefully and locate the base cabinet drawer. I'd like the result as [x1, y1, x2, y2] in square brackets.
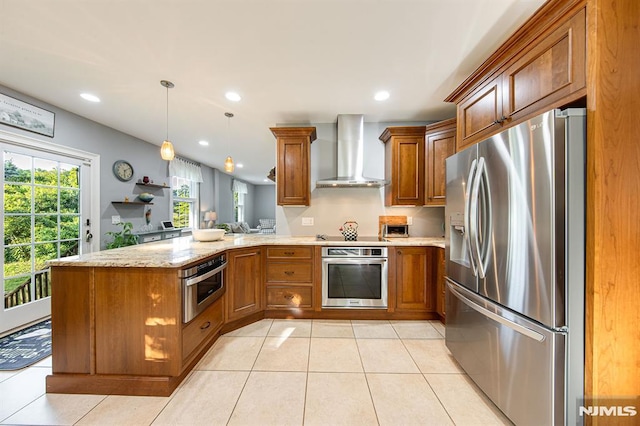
[266, 262, 313, 283]
[266, 247, 313, 259]
[266, 286, 313, 309]
[182, 296, 224, 360]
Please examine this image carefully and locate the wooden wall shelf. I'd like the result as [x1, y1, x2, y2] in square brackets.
[135, 183, 168, 189]
[111, 201, 154, 205]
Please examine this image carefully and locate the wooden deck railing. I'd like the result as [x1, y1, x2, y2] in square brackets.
[3, 270, 50, 309]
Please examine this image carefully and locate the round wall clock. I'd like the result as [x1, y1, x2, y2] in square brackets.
[113, 160, 134, 182]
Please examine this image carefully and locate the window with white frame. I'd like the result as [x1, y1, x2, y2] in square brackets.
[233, 180, 248, 222]
[171, 176, 198, 229]
[169, 158, 203, 230]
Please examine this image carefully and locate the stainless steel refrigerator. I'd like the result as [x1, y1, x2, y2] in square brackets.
[445, 108, 586, 426]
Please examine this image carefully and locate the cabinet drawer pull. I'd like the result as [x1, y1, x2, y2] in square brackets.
[200, 321, 211, 330]
[493, 115, 509, 125]
[284, 271, 294, 276]
[397, 250, 402, 255]
[284, 293, 294, 300]
[284, 251, 295, 255]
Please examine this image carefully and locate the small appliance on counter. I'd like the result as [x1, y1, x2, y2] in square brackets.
[382, 223, 409, 238]
[378, 215, 408, 238]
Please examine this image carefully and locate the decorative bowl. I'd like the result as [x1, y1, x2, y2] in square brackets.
[192, 228, 225, 242]
[138, 192, 154, 203]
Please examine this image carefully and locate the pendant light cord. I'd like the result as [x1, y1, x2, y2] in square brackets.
[225, 112, 234, 150]
[166, 85, 169, 141]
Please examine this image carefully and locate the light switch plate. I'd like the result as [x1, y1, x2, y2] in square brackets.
[301, 217, 314, 226]
[407, 216, 413, 225]
[112, 215, 121, 224]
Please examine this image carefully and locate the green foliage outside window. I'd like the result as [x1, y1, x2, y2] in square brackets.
[3, 157, 81, 295]
[172, 183, 192, 228]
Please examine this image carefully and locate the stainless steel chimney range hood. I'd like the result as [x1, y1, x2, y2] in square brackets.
[315, 114, 387, 188]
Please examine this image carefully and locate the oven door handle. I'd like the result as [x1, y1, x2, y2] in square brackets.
[322, 258, 388, 263]
[184, 262, 227, 287]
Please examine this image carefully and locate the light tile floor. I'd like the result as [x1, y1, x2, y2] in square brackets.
[0, 319, 513, 425]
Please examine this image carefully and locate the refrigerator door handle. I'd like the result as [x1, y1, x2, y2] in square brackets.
[464, 159, 479, 276]
[464, 160, 478, 276]
[474, 157, 492, 279]
[448, 282, 546, 343]
[469, 157, 484, 278]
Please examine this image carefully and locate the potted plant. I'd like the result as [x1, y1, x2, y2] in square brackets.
[105, 222, 138, 249]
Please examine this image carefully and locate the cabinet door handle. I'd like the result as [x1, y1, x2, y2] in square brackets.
[493, 115, 509, 125]
[284, 271, 294, 276]
[397, 250, 402, 255]
[200, 321, 211, 330]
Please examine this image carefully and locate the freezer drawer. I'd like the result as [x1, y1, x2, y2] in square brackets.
[446, 279, 566, 426]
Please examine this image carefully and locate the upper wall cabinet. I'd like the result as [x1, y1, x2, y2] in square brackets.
[425, 119, 456, 206]
[379, 126, 426, 206]
[447, 4, 586, 151]
[270, 127, 317, 206]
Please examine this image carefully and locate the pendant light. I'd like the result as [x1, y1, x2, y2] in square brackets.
[160, 80, 175, 161]
[224, 112, 235, 172]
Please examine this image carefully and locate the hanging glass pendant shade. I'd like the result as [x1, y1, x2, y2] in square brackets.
[224, 155, 234, 172]
[160, 80, 176, 161]
[161, 140, 175, 161]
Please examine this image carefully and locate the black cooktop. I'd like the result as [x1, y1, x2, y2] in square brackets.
[315, 235, 387, 242]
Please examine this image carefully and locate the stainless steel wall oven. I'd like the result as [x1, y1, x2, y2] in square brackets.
[180, 253, 226, 323]
[321, 247, 388, 308]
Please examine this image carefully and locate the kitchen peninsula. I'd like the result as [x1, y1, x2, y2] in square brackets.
[46, 234, 444, 396]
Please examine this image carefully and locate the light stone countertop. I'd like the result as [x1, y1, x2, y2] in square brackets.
[48, 234, 445, 269]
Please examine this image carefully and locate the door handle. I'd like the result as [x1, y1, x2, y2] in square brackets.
[470, 157, 486, 279]
[464, 159, 478, 276]
[85, 230, 93, 242]
[448, 282, 545, 342]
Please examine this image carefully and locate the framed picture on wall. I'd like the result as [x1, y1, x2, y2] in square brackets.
[0, 92, 55, 137]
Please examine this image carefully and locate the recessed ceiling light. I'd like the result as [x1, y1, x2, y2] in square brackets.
[225, 92, 241, 102]
[263, 178, 269, 182]
[80, 93, 100, 102]
[198, 140, 209, 146]
[236, 163, 244, 168]
[374, 91, 390, 101]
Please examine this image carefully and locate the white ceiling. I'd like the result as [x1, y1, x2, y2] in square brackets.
[0, 0, 545, 185]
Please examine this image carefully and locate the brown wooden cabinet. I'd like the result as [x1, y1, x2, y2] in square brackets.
[182, 296, 224, 361]
[448, 6, 586, 150]
[379, 126, 426, 206]
[226, 247, 263, 322]
[394, 247, 436, 312]
[456, 74, 504, 151]
[502, 8, 585, 124]
[270, 127, 317, 206]
[425, 119, 456, 206]
[264, 246, 314, 311]
[47, 264, 225, 396]
[435, 247, 446, 320]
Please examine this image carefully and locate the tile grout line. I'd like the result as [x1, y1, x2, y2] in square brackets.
[301, 320, 314, 425]
[352, 320, 382, 426]
[225, 319, 273, 426]
[421, 373, 458, 426]
[395, 320, 457, 426]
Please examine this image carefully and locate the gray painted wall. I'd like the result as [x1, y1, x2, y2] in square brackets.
[254, 185, 276, 223]
[275, 120, 446, 238]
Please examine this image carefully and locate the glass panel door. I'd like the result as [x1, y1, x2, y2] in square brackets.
[1, 146, 90, 335]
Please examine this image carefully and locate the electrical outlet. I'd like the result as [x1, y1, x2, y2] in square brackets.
[407, 216, 413, 225]
[111, 215, 121, 224]
[301, 217, 314, 226]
